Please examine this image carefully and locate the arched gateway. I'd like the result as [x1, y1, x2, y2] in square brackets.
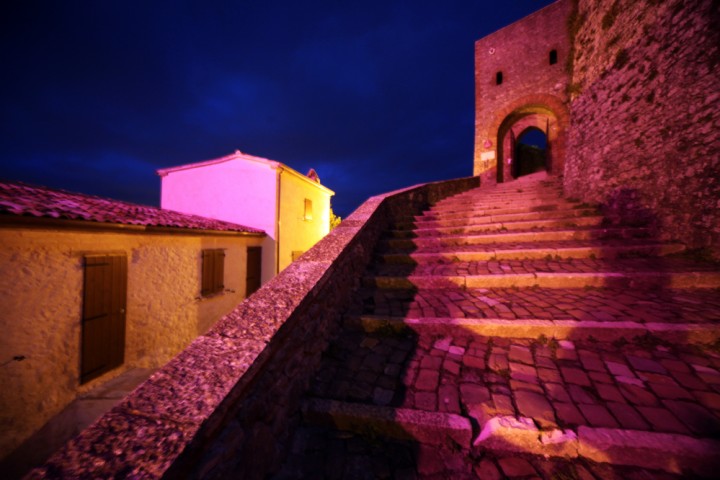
[472, 0, 572, 184]
[491, 94, 570, 183]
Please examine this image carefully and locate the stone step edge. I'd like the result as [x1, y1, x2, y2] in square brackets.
[385, 227, 651, 247]
[393, 208, 599, 230]
[367, 271, 720, 289]
[391, 215, 605, 237]
[348, 315, 720, 343]
[301, 400, 720, 476]
[380, 243, 686, 263]
[414, 203, 576, 220]
[301, 398, 473, 449]
[474, 415, 720, 476]
[394, 204, 570, 222]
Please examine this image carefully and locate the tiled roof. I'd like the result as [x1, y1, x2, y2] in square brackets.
[0, 180, 265, 234]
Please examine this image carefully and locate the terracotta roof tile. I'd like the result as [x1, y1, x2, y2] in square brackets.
[0, 180, 265, 234]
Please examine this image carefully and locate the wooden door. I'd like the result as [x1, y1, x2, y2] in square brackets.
[246, 247, 262, 297]
[81, 255, 127, 384]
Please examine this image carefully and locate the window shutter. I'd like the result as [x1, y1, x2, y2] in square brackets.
[215, 250, 225, 291]
[201, 249, 212, 296]
[201, 249, 225, 296]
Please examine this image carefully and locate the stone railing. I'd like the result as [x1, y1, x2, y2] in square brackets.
[28, 176, 480, 480]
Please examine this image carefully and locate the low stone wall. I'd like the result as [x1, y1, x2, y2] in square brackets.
[27, 176, 479, 480]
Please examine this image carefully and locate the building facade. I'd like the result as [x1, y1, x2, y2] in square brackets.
[158, 150, 335, 281]
[0, 181, 265, 459]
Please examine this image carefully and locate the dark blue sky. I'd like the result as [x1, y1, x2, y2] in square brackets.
[1, 1, 553, 217]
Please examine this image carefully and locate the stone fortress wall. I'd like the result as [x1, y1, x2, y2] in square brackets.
[564, 0, 720, 253]
[475, 0, 719, 254]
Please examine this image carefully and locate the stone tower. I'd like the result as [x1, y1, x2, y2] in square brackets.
[473, 0, 572, 184]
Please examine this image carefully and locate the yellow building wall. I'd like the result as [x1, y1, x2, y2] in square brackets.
[0, 226, 263, 459]
[277, 170, 332, 272]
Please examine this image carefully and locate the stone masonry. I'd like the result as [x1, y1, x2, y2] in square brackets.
[473, 0, 571, 182]
[565, 0, 720, 253]
[276, 172, 720, 479]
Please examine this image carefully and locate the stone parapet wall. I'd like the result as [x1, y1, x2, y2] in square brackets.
[565, 0, 720, 253]
[27, 176, 479, 480]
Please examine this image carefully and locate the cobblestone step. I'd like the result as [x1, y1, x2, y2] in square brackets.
[357, 286, 720, 324]
[350, 315, 720, 344]
[302, 327, 720, 477]
[393, 207, 599, 232]
[384, 226, 651, 250]
[412, 202, 579, 222]
[433, 195, 571, 211]
[367, 257, 720, 289]
[390, 215, 605, 238]
[273, 424, 685, 480]
[367, 270, 720, 290]
[380, 240, 687, 263]
[302, 398, 473, 448]
[277, 171, 719, 478]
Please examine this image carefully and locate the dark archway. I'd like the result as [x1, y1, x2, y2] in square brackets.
[513, 128, 547, 178]
[478, 94, 569, 184]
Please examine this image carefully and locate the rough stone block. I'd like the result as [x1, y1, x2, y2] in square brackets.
[578, 426, 720, 476]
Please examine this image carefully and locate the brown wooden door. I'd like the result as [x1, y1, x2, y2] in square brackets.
[81, 255, 127, 384]
[246, 247, 262, 297]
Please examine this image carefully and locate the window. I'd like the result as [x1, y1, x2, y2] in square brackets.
[201, 249, 225, 296]
[549, 49, 558, 65]
[495, 71, 503, 85]
[304, 198, 313, 221]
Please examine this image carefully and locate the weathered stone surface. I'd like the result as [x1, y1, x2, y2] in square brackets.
[566, 0, 720, 254]
[473, 416, 539, 451]
[302, 398, 473, 449]
[578, 426, 720, 476]
[515, 390, 556, 428]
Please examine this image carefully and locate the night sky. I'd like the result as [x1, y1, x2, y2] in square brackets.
[1, 1, 554, 218]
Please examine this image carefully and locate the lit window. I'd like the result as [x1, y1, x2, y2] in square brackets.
[304, 198, 313, 221]
[549, 49, 558, 65]
[201, 249, 225, 296]
[495, 71, 503, 85]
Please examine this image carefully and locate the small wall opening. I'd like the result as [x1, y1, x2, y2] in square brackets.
[549, 49, 558, 65]
[513, 128, 548, 177]
[495, 71, 503, 85]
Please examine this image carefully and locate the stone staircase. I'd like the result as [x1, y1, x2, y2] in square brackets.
[274, 172, 720, 479]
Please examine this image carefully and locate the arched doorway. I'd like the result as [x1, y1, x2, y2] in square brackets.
[477, 94, 569, 184]
[513, 128, 547, 178]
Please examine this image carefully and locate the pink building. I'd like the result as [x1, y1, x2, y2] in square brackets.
[158, 150, 335, 284]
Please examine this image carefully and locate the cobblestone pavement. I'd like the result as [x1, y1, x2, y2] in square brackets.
[361, 286, 720, 323]
[369, 257, 720, 277]
[308, 329, 720, 436]
[276, 172, 720, 479]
